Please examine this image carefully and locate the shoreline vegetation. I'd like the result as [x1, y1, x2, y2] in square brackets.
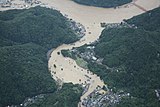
[61, 7, 160, 107]
[72, 0, 132, 8]
[0, 6, 83, 107]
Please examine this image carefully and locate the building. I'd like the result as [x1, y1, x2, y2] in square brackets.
[0, 0, 7, 4]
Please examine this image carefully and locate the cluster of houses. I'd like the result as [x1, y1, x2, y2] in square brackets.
[71, 45, 103, 64]
[100, 21, 138, 29]
[0, 0, 7, 4]
[81, 85, 130, 107]
[0, 0, 11, 7]
[0, 0, 41, 8]
[155, 89, 160, 101]
[68, 18, 86, 38]
[6, 94, 45, 107]
[69, 45, 132, 107]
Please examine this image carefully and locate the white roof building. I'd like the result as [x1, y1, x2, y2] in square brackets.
[0, 0, 7, 4]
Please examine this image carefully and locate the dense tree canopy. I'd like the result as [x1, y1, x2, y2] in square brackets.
[0, 6, 78, 49]
[0, 6, 80, 106]
[0, 43, 56, 106]
[27, 83, 82, 107]
[92, 7, 160, 107]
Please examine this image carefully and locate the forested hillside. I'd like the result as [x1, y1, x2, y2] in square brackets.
[27, 83, 82, 107]
[72, 0, 132, 8]
[0, 6, 81, 106]
[93, 7, 160, 107]
[0, 6, 78, 49]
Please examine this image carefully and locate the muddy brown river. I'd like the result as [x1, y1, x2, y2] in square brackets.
[47, 0, 159, 106]
[1, 0, 159, 106]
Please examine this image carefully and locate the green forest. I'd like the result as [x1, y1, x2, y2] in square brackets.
[72, 0, 132, 8]
[92, 7, 160, 107]
[0, 6, 81, 107]
[27, 83, 82, 107]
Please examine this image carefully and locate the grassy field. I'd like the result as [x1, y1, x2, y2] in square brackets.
[76, 57, 88, 69]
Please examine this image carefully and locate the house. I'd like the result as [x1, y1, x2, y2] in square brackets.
[155, 89, 160, 101]
[92, 56, 97, 61]
[0, 0, 7, 4]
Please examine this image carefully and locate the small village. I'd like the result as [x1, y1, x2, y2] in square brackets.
[155, 89, 160, 101]
[68, 18, 86, 38]
[0, 0, 41, 9]
[6, 94, 46, 107]
[64, 44, 131, 107]
[81, 86, 130, 107]
[101, 21, 137, 29]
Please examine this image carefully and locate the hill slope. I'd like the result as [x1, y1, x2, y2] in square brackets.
[0, 6, 81, 106]
[0, 6, 78, 49]
[92, 7, 160, 107]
